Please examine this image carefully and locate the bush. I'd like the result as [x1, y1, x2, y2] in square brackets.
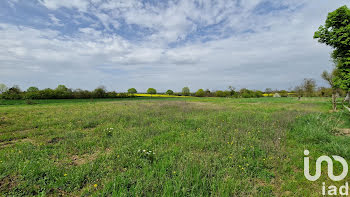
[147, 88, 157, 94]
[128, 88, 137, 94]
[182, 87, 190, 96]
[93, 87, 107, 98]
[195, 89, 205, 97]
[1, 86, 23, 100]
[215, 91, 226, 97]
[166, 90, 174, 95]
[279, 90, 288, 97]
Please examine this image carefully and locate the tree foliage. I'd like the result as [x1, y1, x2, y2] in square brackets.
[182, 87, 190, 96]
[27, 87, 39, 92]
[128, 88, 137, 94]
[0, 84, 8, 94]
[147, 88, 157, 94]
[195, 89, 205, 97]
[166, 90, 174, 95]
[314, 5, 350, 91]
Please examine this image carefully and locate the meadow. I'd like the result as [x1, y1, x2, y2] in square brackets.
[0, 97, 349, 196]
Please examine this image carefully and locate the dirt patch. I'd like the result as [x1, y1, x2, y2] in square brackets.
[0, 138, 37, 149]
[71, 152, 99, 166]
[0, 141, 14, 149]
[0, 175, 18, 192]
[0, 116, 6, 124]
[47, 137, 64, 144]
[336, 128, 350, 136]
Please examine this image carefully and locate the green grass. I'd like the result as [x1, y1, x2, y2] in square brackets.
[0, 97, 349, 196]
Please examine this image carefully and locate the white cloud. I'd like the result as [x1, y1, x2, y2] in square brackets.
[1, 0, 350, 91]
[39, 0, 89, 11]
[49, 14, 63, 26]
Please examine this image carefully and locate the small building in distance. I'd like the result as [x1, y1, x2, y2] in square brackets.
[273, 93, 281, 98]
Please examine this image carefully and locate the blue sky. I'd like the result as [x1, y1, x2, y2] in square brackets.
[0, 0, 349, 92]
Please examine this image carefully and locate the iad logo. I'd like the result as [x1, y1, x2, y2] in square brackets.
[304, 150, 348, 181]
[304, 150, 349, 196]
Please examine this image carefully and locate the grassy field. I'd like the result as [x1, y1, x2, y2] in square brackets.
[0, 97, 349, 196]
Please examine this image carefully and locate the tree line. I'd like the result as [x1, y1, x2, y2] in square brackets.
[0, 85, 133, 100]
[0, 81, 342, 100]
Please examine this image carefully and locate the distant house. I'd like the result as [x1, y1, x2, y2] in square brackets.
[273, 93, 281, 98]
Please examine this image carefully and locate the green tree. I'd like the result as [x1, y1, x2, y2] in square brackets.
[204, 89, 212, 97]
[2, 85, 22, 99]
[215, 90, 226, 97]
[27, 87, 39, 92]
[228, 86, 236, 97]
[314, 5, 350, 101]
[279, 90, 288, 97]
[55, 85, 69, 92]
[195, 89, 205, 97]
[166, 90, 174, 95]
[182, 87, 190, 96]
[128, 88, 137, 94]
[147, 88, 157, 95]
[93, 86, 107, 98]
[0, 83, 8, 94]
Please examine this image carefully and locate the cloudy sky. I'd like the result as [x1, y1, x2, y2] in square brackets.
[0, 0, 349, 92]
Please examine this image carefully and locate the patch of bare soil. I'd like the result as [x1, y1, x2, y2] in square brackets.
[71, 152, 99, 166]
[0, 138, 36, 149]
[336, 128, 350, 136]
[0, 175, 18, 192]
[47, 137, 64, 144]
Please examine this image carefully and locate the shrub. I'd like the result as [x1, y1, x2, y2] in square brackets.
[93, 86, 107, 98]
[166, 90, 174, 95]
[1, 86, 22, 100]
[27, 87, 39, 92]
[215, 90, 226, 97]
[195, 89, 205, 97]
[147, 88, 157, 94]
[128, 88, 137, 94]
[182, 87, 190, 96]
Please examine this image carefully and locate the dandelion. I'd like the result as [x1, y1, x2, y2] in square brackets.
[94, 184, 98, 188]
[173, 171, 176, 174]
[64, 174, 67, 176]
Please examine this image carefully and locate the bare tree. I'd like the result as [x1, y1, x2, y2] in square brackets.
[302, 78, 316, 97]
[294, 85, 304, 100]
[321, 70, 338, 111]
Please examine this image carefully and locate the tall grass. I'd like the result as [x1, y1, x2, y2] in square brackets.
[0, 97, 348, 196]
